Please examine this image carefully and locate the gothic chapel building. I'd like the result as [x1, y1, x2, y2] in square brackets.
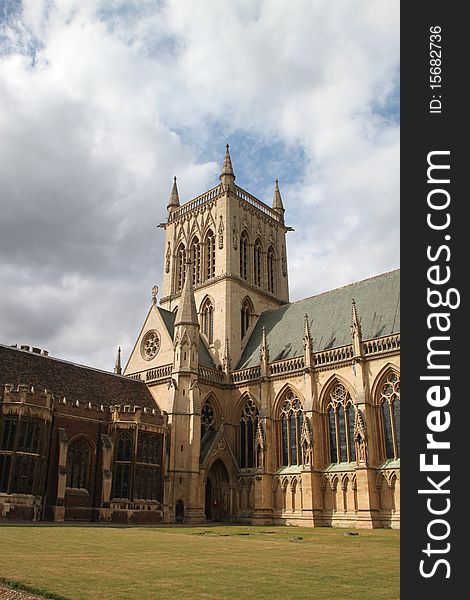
[1, 146, 400, 527]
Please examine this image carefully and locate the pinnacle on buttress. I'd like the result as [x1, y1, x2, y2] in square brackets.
[303, 314, 313, 352]
[174, 260, 199, 327]
[351, 298, 363, 357]
[260, 325, 270, 363]
[114, 346, 122, 375]
[272, 178, 285, 216]
[223, 337, 231, 373]
[167, 176, 180, 212]
[220, 144, 236, 186]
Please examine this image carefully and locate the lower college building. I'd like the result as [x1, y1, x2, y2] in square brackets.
[1, 147, 399, 527]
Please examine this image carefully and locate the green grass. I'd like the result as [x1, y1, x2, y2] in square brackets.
[0, 525, 399, 599]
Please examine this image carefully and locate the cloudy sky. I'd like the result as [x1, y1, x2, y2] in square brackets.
[0, 0, 399, 370]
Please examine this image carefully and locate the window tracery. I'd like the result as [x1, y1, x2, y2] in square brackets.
[280, 390, 304, 466]
[239, 399, 259, 469]
[201, 399, 215, 438]
[327, 383, 356, 464]
[379, 371, 400, 459]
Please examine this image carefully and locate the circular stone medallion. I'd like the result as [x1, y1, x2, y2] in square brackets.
[141, 329, 161, 360]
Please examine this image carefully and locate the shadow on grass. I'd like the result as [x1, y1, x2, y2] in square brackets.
[0, 577, 71, 600]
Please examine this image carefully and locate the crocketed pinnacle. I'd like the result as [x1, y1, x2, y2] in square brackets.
[351, 298, 362, 339]
[272, 178, 285, 213]
[167, 176, 180, 210]
[220, 144, 235, 182]
[114, 347, 122, 375]
[174, 261, 199, 327]
[303, 314, 313, 352]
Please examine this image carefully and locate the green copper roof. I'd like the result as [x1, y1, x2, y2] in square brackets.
[236, 269, 400, 370]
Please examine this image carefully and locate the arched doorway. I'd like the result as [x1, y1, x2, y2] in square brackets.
[205, 459, 230, 522]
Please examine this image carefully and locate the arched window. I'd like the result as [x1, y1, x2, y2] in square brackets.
[253, 238, 262, 287]
[176, 243, 186, 292]
[201, 398, 216, 439]
[239, 398, 259, 469]
[205, 230, 215, 280]
[267, 246, 275, 293]
[113, 430, 133, 499]
[240, 231, 248, 280]
[326, 383, 356, 464]
[379, 371, 400, 459]
[280, 390, 304, 466]
[201, 297, 214, 345]
[191, 237, 201, 285]
[241, 297, 253, 339]
[66, 438, 91, 490]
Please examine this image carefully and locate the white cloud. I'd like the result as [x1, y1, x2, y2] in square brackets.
[0, 0, 399, 369]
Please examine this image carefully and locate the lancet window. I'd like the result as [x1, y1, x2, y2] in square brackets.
[241, 298, 253, 339]
[176, 243, 186, 292]
[206, 230, 216, 280]
[201, 298, 214, 345]
[239, 399, 259, 469]
[326, 383, 356, 464]
[280, 390, 304, 467]
[267, 246, 275, 293]
[191, 237, 201, 285]
[240, 231, 248, 280]
[254, 238, 262, 287]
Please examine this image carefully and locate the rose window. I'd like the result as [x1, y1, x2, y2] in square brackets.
[141, 330, 161, 360]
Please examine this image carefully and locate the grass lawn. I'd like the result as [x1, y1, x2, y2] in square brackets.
[0, 524, 399, 599]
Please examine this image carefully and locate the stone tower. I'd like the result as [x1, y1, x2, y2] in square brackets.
[159, 146, 291, 367]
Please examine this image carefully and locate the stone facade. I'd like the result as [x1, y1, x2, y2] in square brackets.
[0, 345, 166, 523]
[0, 146, 399, 528]
[125, 147, 400, 529]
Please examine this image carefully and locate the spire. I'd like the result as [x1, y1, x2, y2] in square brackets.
[167, 176, 180, 213]
[219, 144, 235, 188]
[272, 178, 285, 217]
[114, 347, 122, 375]
[351, 298, 363, 357]
[174, 261, 199, 327]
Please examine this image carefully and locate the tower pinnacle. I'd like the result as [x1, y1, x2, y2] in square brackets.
[272, 178, 285, 218]
[167, 176, 180, 214]
[220, 144, 235, 187]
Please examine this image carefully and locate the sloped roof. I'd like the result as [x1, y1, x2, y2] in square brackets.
[0, 344, 160, 412]
[237, 269, 400, 369]
[157, 307, 216, 369]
